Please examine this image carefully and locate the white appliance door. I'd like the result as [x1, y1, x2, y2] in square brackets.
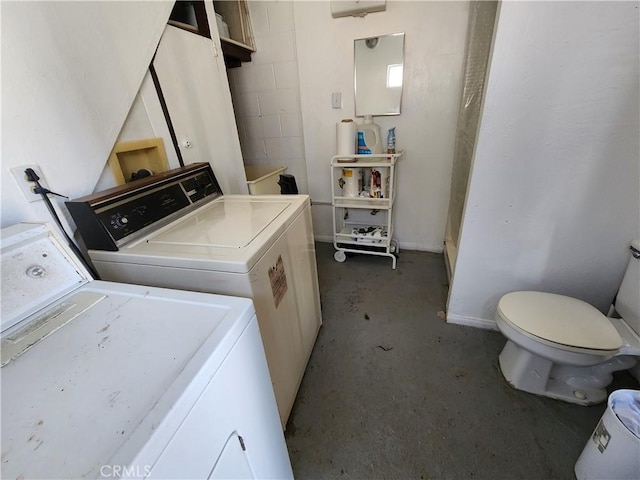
[1, 223, 90, 333]
[144, 318, 292, 480]
[208, 433, 254, 480]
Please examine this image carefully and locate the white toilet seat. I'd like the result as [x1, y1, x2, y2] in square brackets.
[497, 291, 622, 355]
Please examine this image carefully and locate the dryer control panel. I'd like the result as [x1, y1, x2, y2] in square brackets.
[66, 163, 223, 251]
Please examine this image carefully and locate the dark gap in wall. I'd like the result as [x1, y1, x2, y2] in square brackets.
[149, 63, 184, 168]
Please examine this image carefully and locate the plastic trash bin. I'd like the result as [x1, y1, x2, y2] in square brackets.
[575, 389, 640, 480]
[245, 166, 286, 194]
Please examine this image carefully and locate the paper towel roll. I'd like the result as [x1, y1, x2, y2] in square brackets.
[336, 119, 357, 159]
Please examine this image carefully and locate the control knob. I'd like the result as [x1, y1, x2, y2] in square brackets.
[111, 214, 129, 229]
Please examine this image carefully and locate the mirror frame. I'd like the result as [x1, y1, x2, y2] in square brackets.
[354, 32, 405, 117]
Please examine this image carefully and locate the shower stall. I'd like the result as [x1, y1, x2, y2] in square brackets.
[444, 1, 498, 280]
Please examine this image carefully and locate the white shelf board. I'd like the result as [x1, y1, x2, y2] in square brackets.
[334, 197, 391, 209]
[331, 149, 404, 168]
[335, 226, 390, 246]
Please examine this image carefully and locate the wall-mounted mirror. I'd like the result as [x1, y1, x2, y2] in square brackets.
[354, 32, 404, 117]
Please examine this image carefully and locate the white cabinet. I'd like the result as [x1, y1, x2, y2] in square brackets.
[213, 0, 256, 67]
[167, 0, 255, 67]
[331, 151, 404, 269]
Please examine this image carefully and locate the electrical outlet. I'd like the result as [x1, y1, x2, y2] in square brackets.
[10, 165, 50, 203]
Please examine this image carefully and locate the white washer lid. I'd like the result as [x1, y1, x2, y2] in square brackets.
[147, 199, 291, 249]
[1, 223, 90, 334]
[497, 291, 622, 351]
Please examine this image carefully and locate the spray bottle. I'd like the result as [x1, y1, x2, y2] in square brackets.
[387, 127, 396, 155]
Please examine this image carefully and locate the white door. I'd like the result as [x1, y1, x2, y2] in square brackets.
[152, 24, 247, 195]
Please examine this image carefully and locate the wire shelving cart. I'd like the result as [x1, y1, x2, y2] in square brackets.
[330, 150, 404, 269]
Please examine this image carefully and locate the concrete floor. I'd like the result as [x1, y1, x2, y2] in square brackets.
[285, 243, 639, 480]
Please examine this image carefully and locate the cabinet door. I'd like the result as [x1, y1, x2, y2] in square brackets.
[152, 25, 247, 194]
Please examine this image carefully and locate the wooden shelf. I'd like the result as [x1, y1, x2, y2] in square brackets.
[168, 1, 256, 68]
[167, 1, 210, 39]
[214, 0, 255, 68]
[220, 37, 254, 67]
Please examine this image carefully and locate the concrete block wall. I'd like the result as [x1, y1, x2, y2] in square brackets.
[226, 0, 309, 194]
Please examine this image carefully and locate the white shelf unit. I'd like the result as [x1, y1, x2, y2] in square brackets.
[330, 150, 404, 269]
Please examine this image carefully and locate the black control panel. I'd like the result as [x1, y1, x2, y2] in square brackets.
[66, 163, 223, 251]
[95, 184, 190, 242]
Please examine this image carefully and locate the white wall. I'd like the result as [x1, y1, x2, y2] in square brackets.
[228, 0, 309, 194]
[1, 1, 173, 228]
[294, 1, 470, 249]
[95, 71, 182, 192]
[447, 1, 640, 328]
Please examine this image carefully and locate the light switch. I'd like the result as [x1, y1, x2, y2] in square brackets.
[332, 92, 342, 109]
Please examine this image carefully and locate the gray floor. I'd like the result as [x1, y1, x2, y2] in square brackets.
[285, 243, 639, 480]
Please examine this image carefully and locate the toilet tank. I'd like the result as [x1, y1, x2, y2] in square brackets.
[615, 240, 640, 333]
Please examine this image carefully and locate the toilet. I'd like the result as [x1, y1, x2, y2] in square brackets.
[495, 241, 640, 405]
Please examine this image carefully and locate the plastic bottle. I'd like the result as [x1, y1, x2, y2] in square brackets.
[357, 115, 383, 154]
[386, 127, 396, 154]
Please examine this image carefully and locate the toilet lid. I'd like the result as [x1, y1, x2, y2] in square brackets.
[497, 291, 622, 351]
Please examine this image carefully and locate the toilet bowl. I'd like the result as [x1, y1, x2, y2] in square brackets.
[495, 241, 640, 405]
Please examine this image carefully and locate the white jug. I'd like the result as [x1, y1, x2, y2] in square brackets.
[357, 115, 383, 154]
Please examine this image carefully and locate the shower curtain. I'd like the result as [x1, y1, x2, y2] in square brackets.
[445, 0, 498, 279]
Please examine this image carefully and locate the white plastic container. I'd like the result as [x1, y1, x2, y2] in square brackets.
[574, 389, 640, 480]
[357, 115, 383, 154]
[215, 13, 230, 38]
[341, 168, 362, 197]
[245, 165, 287, 195]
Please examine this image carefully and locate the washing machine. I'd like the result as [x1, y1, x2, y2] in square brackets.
[1, 222, 292, 479]
[66, 162, 322, 427]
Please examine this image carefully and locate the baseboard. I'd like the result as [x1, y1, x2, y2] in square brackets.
[399, 242, 443, 253]
[446, 313, 499, 331]
[314, 235, 333, 243]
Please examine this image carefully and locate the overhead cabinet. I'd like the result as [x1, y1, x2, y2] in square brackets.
[168, 0, 256, 67]
[213, 0, 255, 67]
